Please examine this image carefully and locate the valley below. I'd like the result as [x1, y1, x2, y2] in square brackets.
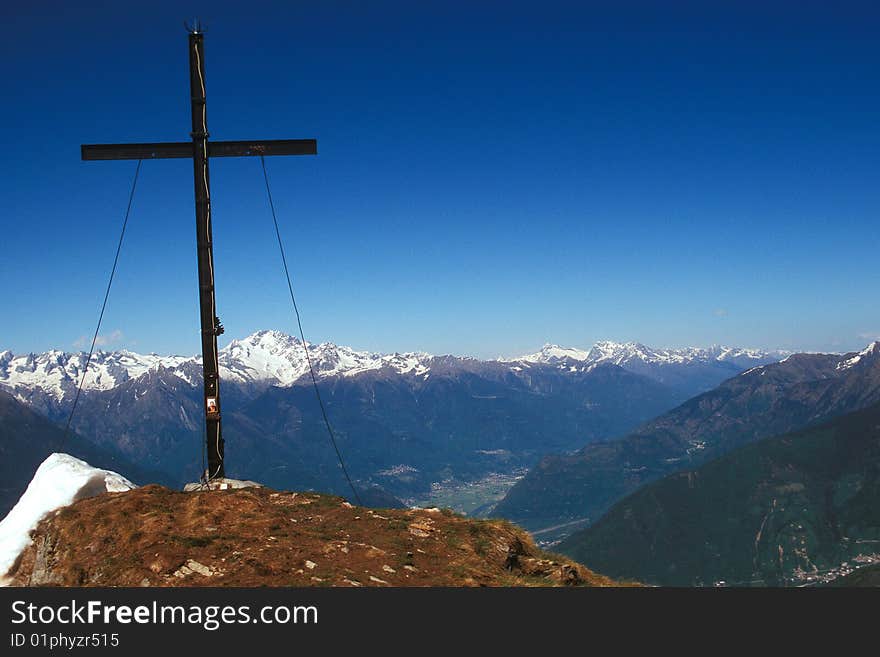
[406, 469, 528, 517]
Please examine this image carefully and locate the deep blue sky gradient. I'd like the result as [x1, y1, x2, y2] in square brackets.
[2, 1, 878, 358]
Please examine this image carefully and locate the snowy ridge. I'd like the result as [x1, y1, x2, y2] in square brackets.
[836, 341, 880, 371]
[0, 330, 432, 403]
[509, 341, 790, 369]
[219, 330, 430, 383]
[0, 349, 191, 404]
[513, 344, 592, 363]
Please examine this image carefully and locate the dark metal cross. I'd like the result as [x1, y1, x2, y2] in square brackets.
[81, 28, 317, 482]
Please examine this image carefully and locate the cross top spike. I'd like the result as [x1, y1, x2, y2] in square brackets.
[185, 18, 204, 34]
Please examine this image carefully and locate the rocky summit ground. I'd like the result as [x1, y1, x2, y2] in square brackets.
[7, 485, 622, 587]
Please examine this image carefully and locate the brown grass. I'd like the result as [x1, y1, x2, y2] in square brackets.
[9, 484, 631, 588]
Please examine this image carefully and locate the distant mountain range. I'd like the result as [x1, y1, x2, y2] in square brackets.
[0, 331, 784, 508]
[0, 330, 787, 412]
[0, 331, 432, 417]
[558, 401, 880, 586]
[493, 342, 880, 538]
[509, 341, 788, 399]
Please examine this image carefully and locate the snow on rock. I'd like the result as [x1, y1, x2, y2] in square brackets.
[0, 453, 135, 582]
[837, 341, 880, 371]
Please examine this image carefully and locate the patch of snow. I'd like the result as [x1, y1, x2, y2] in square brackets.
[837, 341, 880, 371]
[0, 453, 135, 582]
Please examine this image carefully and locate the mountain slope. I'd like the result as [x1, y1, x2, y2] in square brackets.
[216, 361, 681, 497]
[557, 402, 880, 586]
[11, 359, 681, 499]
[494, 343, 880, 535]
[6, 485, 623, 587]
[0, 390, 171, 516]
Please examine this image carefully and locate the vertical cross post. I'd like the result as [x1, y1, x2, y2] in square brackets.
[188, 30, 224, 480]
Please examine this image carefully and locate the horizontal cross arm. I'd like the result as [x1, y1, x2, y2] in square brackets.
[81, 139, 318, 161]
[81, 142, 192, 160]
[209, 139, 317, 157]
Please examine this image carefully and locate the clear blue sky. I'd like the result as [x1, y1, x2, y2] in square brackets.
[1, 1, 878, 358]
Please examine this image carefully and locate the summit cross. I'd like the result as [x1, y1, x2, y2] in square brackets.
[81, 26, 317, 481]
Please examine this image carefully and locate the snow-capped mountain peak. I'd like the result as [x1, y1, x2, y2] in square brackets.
[220, 330, 311, 384]
[836, 341, 880, 371]
[219, 331, 431, 384]
[587, 341, 665, 365]
[516, 344, 592, 363]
